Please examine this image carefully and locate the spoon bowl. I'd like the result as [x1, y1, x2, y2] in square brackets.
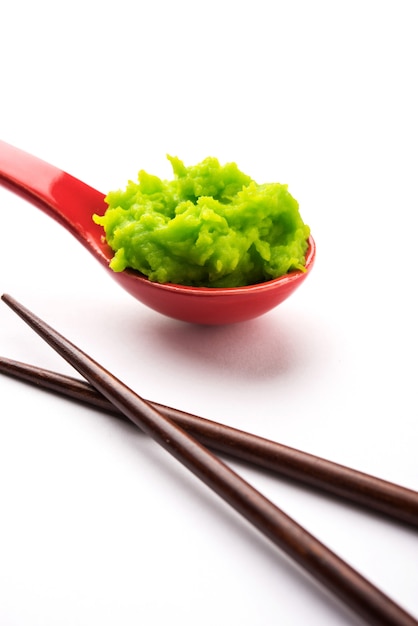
[0, 140, 315, 324]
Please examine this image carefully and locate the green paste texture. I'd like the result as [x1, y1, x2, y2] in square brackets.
[93, 156, 310, 288]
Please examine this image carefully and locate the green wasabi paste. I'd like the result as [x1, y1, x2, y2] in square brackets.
[93, 156, 310, 288]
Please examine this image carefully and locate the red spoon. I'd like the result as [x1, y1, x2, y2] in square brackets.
[0, 140, 315, 324]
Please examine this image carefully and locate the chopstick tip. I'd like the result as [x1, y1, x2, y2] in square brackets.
[2, 293, 20, 310]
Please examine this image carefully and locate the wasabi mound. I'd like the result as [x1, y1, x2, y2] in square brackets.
[93, 156, 310, 288]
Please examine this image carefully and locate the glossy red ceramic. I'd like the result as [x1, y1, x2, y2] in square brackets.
[0, 140, 315, 324]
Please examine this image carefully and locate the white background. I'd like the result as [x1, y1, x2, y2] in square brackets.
[1, 1, 417, 624]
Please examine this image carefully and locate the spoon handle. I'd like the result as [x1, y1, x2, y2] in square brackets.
[0, 139, 107, 263]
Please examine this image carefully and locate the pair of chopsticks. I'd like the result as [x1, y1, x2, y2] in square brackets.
[2, 294, 417, 626]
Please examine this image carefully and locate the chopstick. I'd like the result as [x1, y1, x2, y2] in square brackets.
[1, 357, 417, 529]
[2, 294, 417, 626]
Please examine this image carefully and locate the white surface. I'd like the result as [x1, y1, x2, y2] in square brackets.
[1, 1, 417, 624]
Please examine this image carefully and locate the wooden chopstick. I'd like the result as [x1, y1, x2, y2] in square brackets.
[1, 356, 417, 530]
[2, 294, 417, 626]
